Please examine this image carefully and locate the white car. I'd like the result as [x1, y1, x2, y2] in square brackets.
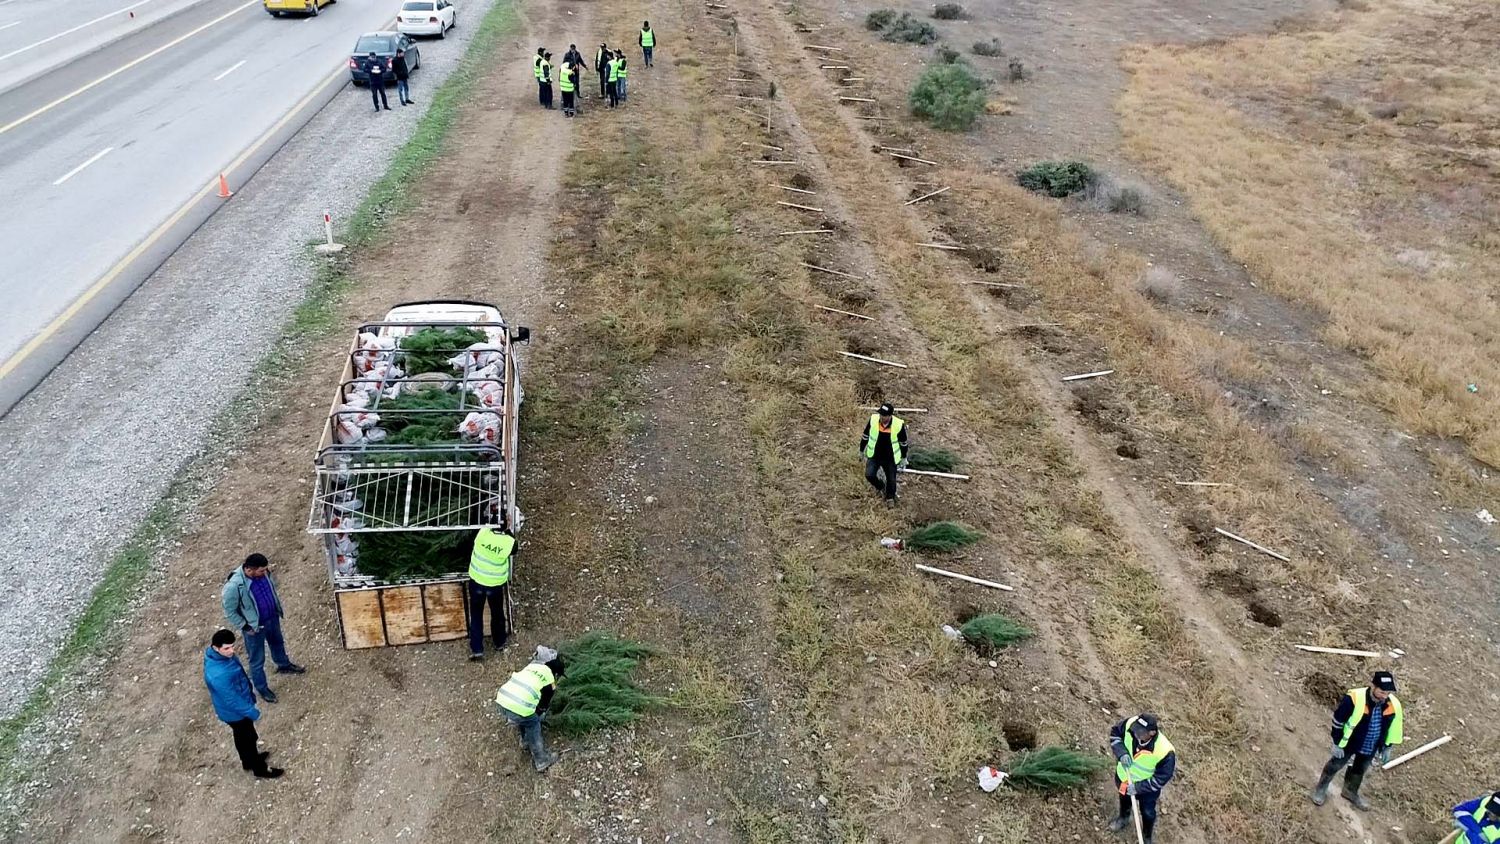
[395, 0, 455, 37]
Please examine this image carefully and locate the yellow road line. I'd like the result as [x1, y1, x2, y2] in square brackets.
[0, 64, 347, 382]
[0, 0, 259, 137]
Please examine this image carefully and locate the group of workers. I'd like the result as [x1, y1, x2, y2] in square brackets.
[532, 22, 656, 117]
[1106, 672, 1496, 843]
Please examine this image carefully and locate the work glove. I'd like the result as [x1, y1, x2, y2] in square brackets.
[899, 459, 909, 471]
[1330, 745, 1345, 760]
[1379, 747, 1391, 766]
[1125, 782, 1139, 797]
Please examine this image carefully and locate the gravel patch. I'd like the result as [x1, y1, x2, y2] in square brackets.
[0, 0, 498, 721]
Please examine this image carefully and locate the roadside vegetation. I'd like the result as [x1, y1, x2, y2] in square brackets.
[909, 61, 987, 130]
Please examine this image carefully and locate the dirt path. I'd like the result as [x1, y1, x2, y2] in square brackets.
[8, 1, 589, 839]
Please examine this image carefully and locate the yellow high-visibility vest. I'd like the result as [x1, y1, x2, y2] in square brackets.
[495, 662, 554, 717]
[468, 528, 514, 587]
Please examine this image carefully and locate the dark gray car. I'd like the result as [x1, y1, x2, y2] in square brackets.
[349, 31, 420, 85]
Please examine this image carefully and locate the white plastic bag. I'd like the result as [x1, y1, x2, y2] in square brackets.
[977, 766, 1007, 793]
[459, 411, 502, 445]
[448, 342, 502, 372]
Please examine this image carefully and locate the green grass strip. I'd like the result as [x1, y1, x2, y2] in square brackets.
[0, 0, 519, 784]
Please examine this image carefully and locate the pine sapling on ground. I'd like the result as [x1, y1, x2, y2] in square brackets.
[549, 632, 664, 735]
[906, 446, 959, 472]
[904, 521, 983, 552]
[1003, 747, 1108, 791]
[960, 613, 1033, 654]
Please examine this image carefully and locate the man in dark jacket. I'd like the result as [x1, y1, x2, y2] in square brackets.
[365, 52, 390, 112]
[1108, 713, 1176, 844]
[393, 48, 413, 105]
[539, 51, 554, 109]
[204, 629, 283, 778]
[859, 403, 909, 502]
[222, 553, 306, 704]
[562, 44, 586, 109]
[595, 42, 611, 98]
[1311, 671, 1404, 810]
[638, 21, 655, 67]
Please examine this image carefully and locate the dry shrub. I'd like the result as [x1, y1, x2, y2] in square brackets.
[1137, 267, 1183, 305]
[1086, 172, 1149, 215]
[972, 38, 1003, 57]
[932, 3, 966, 19]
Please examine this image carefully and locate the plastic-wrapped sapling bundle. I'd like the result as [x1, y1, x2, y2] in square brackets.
[458, 411, 502, 445]
[448, 342, 503, 373]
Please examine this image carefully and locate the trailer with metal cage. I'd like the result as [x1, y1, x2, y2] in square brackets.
[306, 300, 530, 649]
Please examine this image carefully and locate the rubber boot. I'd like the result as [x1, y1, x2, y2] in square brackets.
[1108, 815, 1130, 833]
[1340, 769, 1371, 811]
[533, 751, 560, 773]
[1310, 761, 1338, 805]
[1142, 815, 1155, 844]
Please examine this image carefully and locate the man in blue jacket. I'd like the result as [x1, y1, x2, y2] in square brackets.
[203, 629, 283, 778]
[1453, 791, 1500, 844]
[222, 553, 306, 703]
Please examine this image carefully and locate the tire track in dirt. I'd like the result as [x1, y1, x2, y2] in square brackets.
[721, 4, 1380, 843]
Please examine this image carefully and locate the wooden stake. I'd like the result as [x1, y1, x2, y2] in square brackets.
[898, 468, 971, 480]
[1130, 792, 1146, 844]
[890, 152, 938, 165]
[816, 305, 873, 321]
[776, 229, 834, 236]
[728, 77, 755, 82]
[855, 116, 892, 120]
[1294, 645, 1383, 658]
[804, 44, 843, 51]
[1438, 830, 1462, 844]
[968, 280, 1025, 289]
[839, 96, 877, 103]
[915, 563, 1014, 592]
[881, 147, 916, 153]
[774, 185, 816, 194]
[1381, 735, 1452, 771]
[751, 160, 801, 165]
[1062, 369, 1114, 382]
[734, 106, 767, 119]
[1214, 527, 1291, 562]
[777, 201, 824, 212]
[839, 351, 906, 368]
[742, 142, 785, 151]
[916, 243, 963, 251]
[1002, 322, 1061, 330]
[1174, 481, 1232, 487]
[904, 186, 951, 205]
[820, 65, 850, 69]
[727, 94, 764, 101]
[800, 261, 864, 280]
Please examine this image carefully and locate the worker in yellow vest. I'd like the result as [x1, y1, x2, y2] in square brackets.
[539, 51, 554, 110]
[614, 49, 628, 102]
[606, 51, 621, 108]
[1453, 792, 1500, 844]
[495, 645, 566, 772]
[859, 403, 909, 502]
[1311, 671, 1403, 811]
[559, 61, 576, 117]
[638, 21, 656, 67]
[467, 524, 515, 661]
[1108, 713, 1176, 844]
[533, 47, 545, 106]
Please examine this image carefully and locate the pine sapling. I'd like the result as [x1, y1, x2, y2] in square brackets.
[904, 521, 983, 553]
[960, 613, 1033, 654]
[548, 632, 664, 735]
[906, 446, 959, 472]
[1004, 747, 1109, 791]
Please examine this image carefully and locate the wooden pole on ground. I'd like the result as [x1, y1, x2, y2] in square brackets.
[1174, 481, 1232, 487]
[904, 186, 951, 205]
[1294, 645, 1383, 658]
[1382, 735, 1452, 771]
[1062, 369, 1114, 382]
[916, 243, 963, 251]
[816, 305, 873, 321]
[800, 261, 865, 280]
[777, 229, 834, 236]
[890, 152, 938, 165]
[1002, 323, 1061, 330]
[804, 44, 844, 51]
[751, 160, 801, 166]
[968, 280, 1025, 289]
[898, 468, 971, 480]
[838, 351, 906, 368]
[774, 185, 816, 194]
[839, 96, 877, 103]
[914, 563, 1014, 591]
[1214, 528, 1291, 562]
[777, 201, 825, 212]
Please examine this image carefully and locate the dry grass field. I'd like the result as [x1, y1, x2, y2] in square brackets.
[1122, 0, 1500, 464]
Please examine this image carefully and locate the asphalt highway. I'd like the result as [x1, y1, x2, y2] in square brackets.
[0, 0, 411, 412]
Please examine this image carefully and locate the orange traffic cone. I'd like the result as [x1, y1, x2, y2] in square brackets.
[217, 174, 233, 198]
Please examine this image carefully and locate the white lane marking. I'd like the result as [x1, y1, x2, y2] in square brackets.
[52, 146, 114, 185]
[0, 21, 22, 30]
[0, 0, 257, 136]
[212, 58, 245, 80]
[0, 0, 152, 63]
